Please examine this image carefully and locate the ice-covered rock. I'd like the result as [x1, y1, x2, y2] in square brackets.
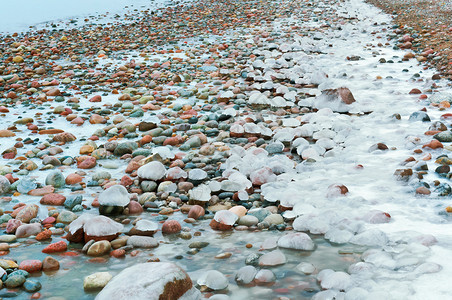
[296, 262, 316, 275]
[319, 271, 352, 291]
[189, 184, 211, 204]
[137, 161, 166, 181]
[324, 228, 354, 244]
[250, 167, 277, 186]
[277, 233, 315, 251]
[197, 270, 228, 291]
[96, 262, 200, 300]
[235, 266, 257, 285]
[210, 210, 238, 231]
[99, 185, 130, 207]
[254, 269, 276, 285]
[67, 214, 123, 243]
[166, 167, 187, 180]
[128, 219, 158, 236]
[259, 250, 286, 266]
[349, 229, 388, 247]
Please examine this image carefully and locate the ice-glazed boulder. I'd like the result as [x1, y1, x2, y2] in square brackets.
[128, 219, 159, 236]
[277, 233, 315, 251]
[197, 270, 228, 291]
[67, 214, 123, 243]
[96, 262, 200, 300]
[137, 161, 166, 181]
[209, 210, 238, 231]
[98, 185, 130, 216]
[188, 184, 211, 206]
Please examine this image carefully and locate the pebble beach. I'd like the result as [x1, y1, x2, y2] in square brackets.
[0, 0, 451, 299]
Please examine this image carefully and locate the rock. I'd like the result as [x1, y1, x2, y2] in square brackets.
[228, 206, 247, 217]
[127, 235, 159, 248]
[0, 259, 18, 269]
[40, 193, 66, 206]
[77, 156, 97, 169]
[45, 171, 65, 187]
[296, 262, 316, 275]
[247, 208, 271, 222]
[42, 257, 60, 271]
[137, 161, 166, 181]
[434, 131, 452, 143]
[315, 87, 356, 112]
[210, 210, 238, 231]
[84, 272, 112, 290]
[277, 233, 315, 251]
[259, 250, 286, 266]
[66, 173, 83, 185]
[127, 201, 143, 215]
[263, 214, 284, 225]
[15, 223, 42, 238]
[0, 130, 15, 137]
[67, 214, 123, 243]
[56, 210, 78, 224]
[16, 204, 38, 223]
[197, 270, 228, 291]
[6, 219, 22, 234]
[4, 274, 26, 288]
[0, 175, 11, 195]
[319, 271, 352, 290]
[161, 220, 182, 234]
[53, 132, 76, 143]
[187, 205, 205, 220]
[128, 219, 158, 236]
[36, 229, 52, 241]
[96, 262, 200, 299]
[409, 111, 430, 122]
[98, 185, 130, 215]
[19, 260, 42, 273]
[235, 266, 257, 285]
[238, 215, 259, 226]
[42, 241, 67, 254]
[114, 142, 138, 156]
[23, 279, 42, 293]
[87, 240, 111, 256]
[28, 185, 54, 196]
[254, 269, 276, 285]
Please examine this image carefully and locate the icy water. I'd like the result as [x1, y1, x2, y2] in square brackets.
[0, 0, 451, 298]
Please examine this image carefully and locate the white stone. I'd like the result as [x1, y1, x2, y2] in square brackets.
[277, 233, 315, 251]
[137, 161, 166, 181]
[99, 185, 130, 207]
[197, 270, 228, 290]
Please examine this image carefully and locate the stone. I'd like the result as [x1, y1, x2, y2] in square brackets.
[197, 270, 228, 291]
[96, 262, 200, 299]
[162, 220, 181, 234]
[84, 272, 112, 290]
[45, 171, 65, 188]
[258, 250, 286, 266]
[15, 223, 42, 238]
[40, 193, 66, 206]
[87, 240, 111, 256]
[263, 214, 284, 225]
[57, 210, 78, 224]
[19, 260, 42, 273]
[0, 175, 11, 195]
[127, 236, 159, 248]
[137, 161, 166, 181]
[42, 241, 67, 253]
[16, 204, 39, 223]
[23, 280, 42, 293]
[42, 257, 60, 271]
[4, 274, 26, 288]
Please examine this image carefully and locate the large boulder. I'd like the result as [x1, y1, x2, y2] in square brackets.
[96, 262, 201, 300]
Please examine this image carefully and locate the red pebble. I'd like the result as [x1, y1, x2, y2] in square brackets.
[42, 241, 67, 253]
[19, 260, 43, 273]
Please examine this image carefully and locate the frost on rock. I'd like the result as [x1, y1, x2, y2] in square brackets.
[235, 266, 257, 285]
[135, 219, 158, 232]
[83, 215, 124, 237]
[319, 271, 352, 291]
[197, 270, 228, 290]
[324, 228, 354, 244]
[98, 185, 130, 207]
[137, 161, 166, 181]
[292, 214, 330, 234]
[96, 262, 200, 300]
[166, 167, 187, 180]
[277, 232, 315, 251]
[258, 250, 287, 266]
[189, 184, 211, 202]
[213, 210, 238, 225]
[349, 229, 388, 247]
